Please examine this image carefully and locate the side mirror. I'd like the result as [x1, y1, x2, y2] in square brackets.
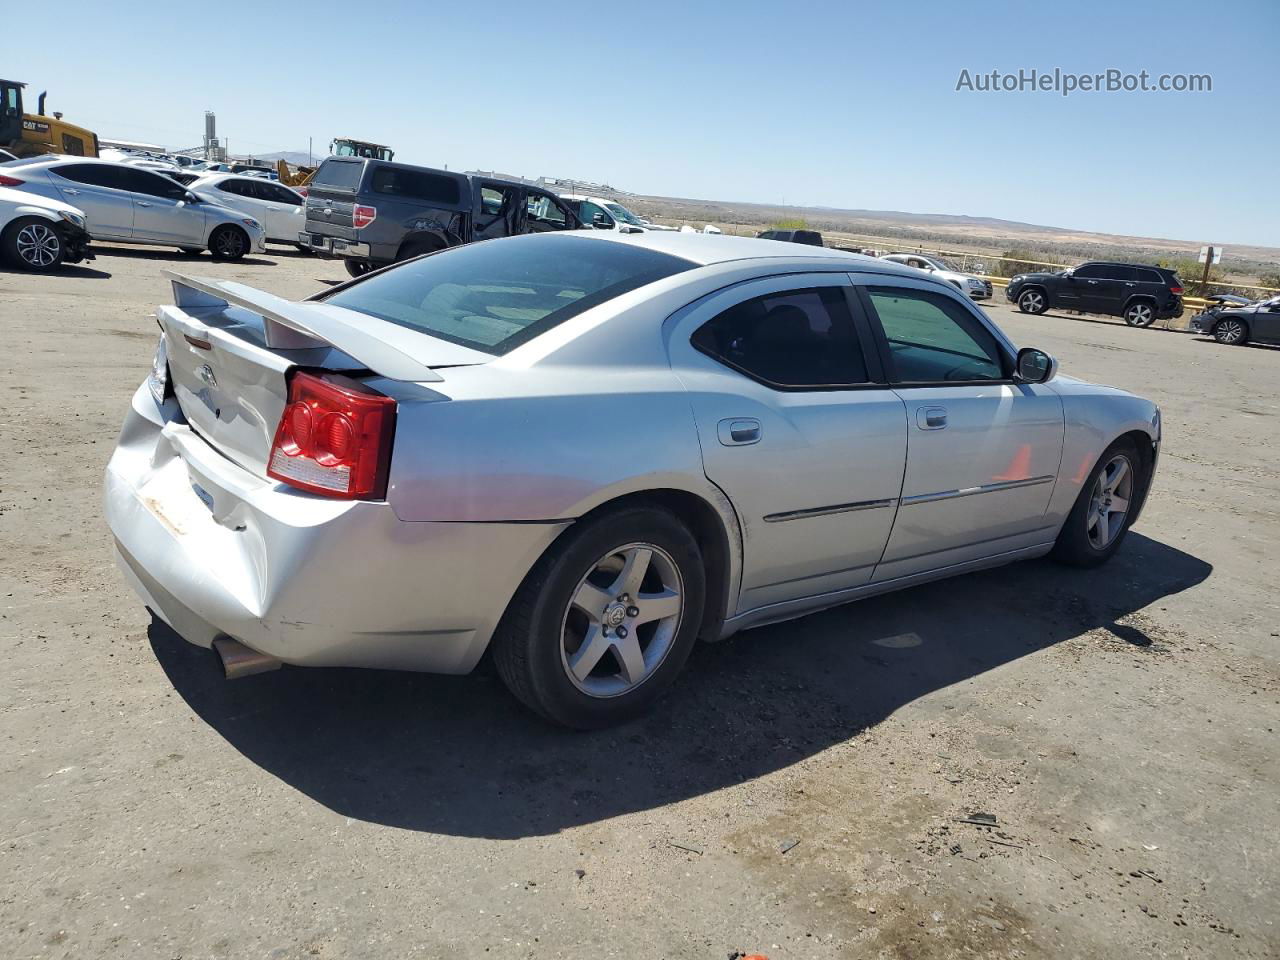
[1062, 268, 1075, 278]
[1015, 347, 1057, 384]
[591, 212, 613, 229]
[184, 192, 200, 204]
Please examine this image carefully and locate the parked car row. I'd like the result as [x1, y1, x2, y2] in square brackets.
[0, 183, 94, 271]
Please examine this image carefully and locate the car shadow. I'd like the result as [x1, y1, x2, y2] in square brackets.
[89, 245, 276, 267]
[0, 263, 113, 279]
[149, 531, 1210, 839]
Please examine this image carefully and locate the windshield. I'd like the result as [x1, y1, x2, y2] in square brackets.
[605, 202, 645, 226]
[322, 234, 694, 355]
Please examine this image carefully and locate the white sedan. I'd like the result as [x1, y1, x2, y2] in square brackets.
[188, 173, 305, 246]
[105, 233, 1160, 728]
[0, 183, 94, 270]
[880, 252, 993, 301]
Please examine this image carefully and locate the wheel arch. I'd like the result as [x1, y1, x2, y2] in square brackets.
[563, 486, 740, 643]
[1122, 293, 1158, 312]
[1018, 283, 1048, 302]
[1112, 428, 1158, 524]
[396, 230, 450, 261]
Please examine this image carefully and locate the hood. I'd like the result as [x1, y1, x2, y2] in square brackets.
[0, 185, 85, 219]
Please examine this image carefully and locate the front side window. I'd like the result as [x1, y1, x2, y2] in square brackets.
[217, 179, 250, 197]
[578, 200, 612, 226]
[322, 234, 693, 355]
[865, 287, 1004, 383]
[1073, 264, 1105, 279]
[691, 287, 870, 388]
[480, 186, 511, 215]
[526, 192, 569, 228]
[126, 168, 187, 200]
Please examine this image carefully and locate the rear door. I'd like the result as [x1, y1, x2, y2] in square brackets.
[668, 272, 908, 613]
[255, 180, 305, 241]
[523, 189, 578, 233]
[1082, 264, 1133, 314]
[855, 277, 1065, 580]
[473, 181, 518, 240]
[48, 163, 135, 238]
[124, 168, 203, 244]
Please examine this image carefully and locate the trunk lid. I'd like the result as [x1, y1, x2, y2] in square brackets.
[303, 157, 363, 238]
[157, 271, 489, 476]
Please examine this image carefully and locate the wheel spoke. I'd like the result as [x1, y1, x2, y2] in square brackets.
[632, 588, 681, 625]
[610, 547, 652, 599]
[572, 581, 612, 622]
[1094, 509, 1110, 545]
[568, 624, 610, 681]
[613, 632, 646, 685]
[1109, 494, 1130, 514]
[1108, 459, 1129, 489]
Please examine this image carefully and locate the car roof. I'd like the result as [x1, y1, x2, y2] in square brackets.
[541, 229, 918, 273]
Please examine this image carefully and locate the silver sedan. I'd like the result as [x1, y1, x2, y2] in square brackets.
[104, 233, 1160, 727]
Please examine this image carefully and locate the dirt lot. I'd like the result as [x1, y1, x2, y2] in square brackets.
[2, 245, 1277, 960]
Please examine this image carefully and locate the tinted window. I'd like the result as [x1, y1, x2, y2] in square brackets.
[370, 166, 461, 205]
[125, 168, 188, 199]
[217, 179, 252, 197]
[866, 287, 1004, 383]
[1092, 264, 1136, 281]
[312, 158, 363, 190]
[1073, 264, 1106, 279]
[692, 287, 870, 388]
[55, 163, 133, 190]
[578, 200, 612, 225]
[323, 234, 693, 355]
[1136, 268, 1163, 283]
[265, 183, 302, 205]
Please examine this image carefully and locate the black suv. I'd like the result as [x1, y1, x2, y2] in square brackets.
[756, 229, 824, 246]
[300, 157, 584, 276]
[1006, 261, 1183, 327]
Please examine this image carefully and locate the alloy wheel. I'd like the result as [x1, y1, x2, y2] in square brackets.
[1020, 291, 1043, 313]
[1086, 454, 1134, 550]
[1127, 303, 1153, 326]
[213, 228, 246, 258]
[1215, 319, 1246, 344]
[16, 223, 61, 267]
[560, 542, 684, 698]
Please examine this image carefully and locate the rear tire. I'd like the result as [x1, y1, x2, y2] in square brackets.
[343, 258, 373, 278]
[208, 225, 249, 261]
[491, 506, 706, 729]
[1018, 288, 1048, 314]
[1124, 301, 1156, 327]
[1051, 438, 1142, 568]
[3, 217, 65, 272]
[1212, 317, 1249, 346]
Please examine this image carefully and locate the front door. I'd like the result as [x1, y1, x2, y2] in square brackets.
[1078, 264, 1130, 314]
[473, 182, 518, 241]
[855, 279, 1066, 581]
[124, 168, 203, 245]
[667, 273, 908, 613]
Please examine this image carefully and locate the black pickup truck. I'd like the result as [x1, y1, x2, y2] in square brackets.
[299, 157, 586, 276]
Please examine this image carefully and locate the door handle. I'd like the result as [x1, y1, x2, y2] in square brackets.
[717, 417, 761, 446]
[1086, 279, 1098, 285]
[917, 406, 947, 430]
[136, 201, 152, 207]
[63, 188, 79, 195]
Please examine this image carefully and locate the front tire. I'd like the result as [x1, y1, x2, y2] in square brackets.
[208, 225, 249, 261]
[492, 506, 706, 729]
[1051, 439, 1141, 568]
[1212, 318, 1249, 345]
[1124, 301, 1156, 327]
[1018, 288, 1048, 314]
[343, 258, 372, 278]
[3, 217, 65, 272]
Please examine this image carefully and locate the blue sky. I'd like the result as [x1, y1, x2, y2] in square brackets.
[10, 0, 1277, 246]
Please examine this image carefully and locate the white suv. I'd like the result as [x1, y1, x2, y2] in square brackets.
[5, 158, 266, 259]
[880, 252, 993, 301]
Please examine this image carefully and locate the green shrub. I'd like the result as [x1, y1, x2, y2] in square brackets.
[769, 218, 809, 230]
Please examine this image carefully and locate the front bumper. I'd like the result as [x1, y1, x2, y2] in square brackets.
[969, 281, 993, 301]
[1189, 311, 1216, 333]
[298, 231, 371, 259]
[56, 222, 94, 263]
[105, 383, 568, 674]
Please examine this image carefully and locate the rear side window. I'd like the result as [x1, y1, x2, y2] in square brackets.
[370, 166, 461, 205]
[692, 287, 870, 388]
[866, 287, 1005, 383]
[55, 163, 133, 190]
[312, 159, 363, 190]
[1136, 268, 1163, 282]
[323, 234, 694, 355]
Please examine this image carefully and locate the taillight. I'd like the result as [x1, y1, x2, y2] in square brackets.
[296, 186, 308, 198]
[352, 204, 377, 229]
[0, 174, 25, 187]
[267, 371, 396, 500]
[1169, 286, 1184, 295]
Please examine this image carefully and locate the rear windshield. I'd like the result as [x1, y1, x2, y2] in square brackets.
[322, 234, 694, 355]
[370, 166, 461, 205]
[312, 158, 363, 190]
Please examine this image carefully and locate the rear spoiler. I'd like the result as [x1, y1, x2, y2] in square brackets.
[161, 270, 443, 382]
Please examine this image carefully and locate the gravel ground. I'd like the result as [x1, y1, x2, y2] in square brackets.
[2, 245, 1277, 960]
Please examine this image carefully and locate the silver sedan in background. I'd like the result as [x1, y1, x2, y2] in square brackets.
[104, 233, 1160, 727]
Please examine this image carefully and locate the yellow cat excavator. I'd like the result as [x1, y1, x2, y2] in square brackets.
[1, 79, 99, 158]
[276, 137, 394, 187]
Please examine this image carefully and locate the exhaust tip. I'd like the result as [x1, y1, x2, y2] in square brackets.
[213, 636, 282, 679]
